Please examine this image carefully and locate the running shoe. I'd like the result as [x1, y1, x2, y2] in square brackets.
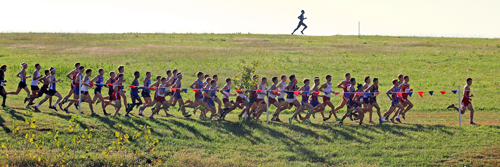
[323, 117, 330, 121]
[138, 113, 144, 116]
[149, 116, 154, 119]
[166, 114, 173, 117]
[447, 104, 454, 109]
[288, 118, 293, 124]
[238, 114, 242, 120]
[26, 105, 31, 109]
[34, 106, 41, 112]
[63, 108, 70, 113]
[402, 113, 406, 120]
[312, 112, 316, 119]
[2, 107, 8, 110]
[193, 107, 198, 115]
[305, 119, 311, 123]
[74, 103, 79, 110]
[275, 118, 282, 122]
[294, 117, 301, 123]
[336, 118, 342, 121]
[390, 118, 395, 123]
[396, 118, 401, 123]
[354, 116, 359, 121]
[59, 103, 64, 111]
[24, 97, 28, 104]
[339, 121, 343, 125]
[125, 114, 131, 117]
[92, 113, 99, 116]
[183, 113, 192, 118]
[49, 106, 58, 112]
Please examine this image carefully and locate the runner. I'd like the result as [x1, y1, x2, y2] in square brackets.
[90, 68, 109, 115]
[330, 73, 352, 117]
[286, 75, 304, 124]
[189, 72, 207, 116]
[291, 78, 315, 124]
[202, 80, 218, 122]
[7, 62, 31, 98]
[115, 65, 128, 110]
[339, 81, 365, 125]
[149, 77, 172, 119]
[108, 74, 126, 117]
[307, 77, 328, 121]
[25, 63, 43, 107]
[61, 66, 85, 112]
[139, 75, 164, 116]
[62, 62, 80, 103]
[126, 71, 143, 116]
[319, 75, 340, 121]
[138, 72, 152, 116]
[291, 10, 307, 35]
[221, 78, 236, 110]
[364, 77, 383, 123]
[381, 79, 405, 123]
[272, 75, 287, 121]
[248, 75, 259, 117]
[34, 67, 63, 113]
[212, 75, 225, 114]
[171, 73, 192, 118]
[64, 68, 96, 115]
[400, 75, 414, 120]
[0, 65, 8, 110]
[269, 77, 283, 122]
[253, 77, 268, 120]
[360, 76, 374, 123]
[25, 69, 51, 108]
[447, 78, 476, 125]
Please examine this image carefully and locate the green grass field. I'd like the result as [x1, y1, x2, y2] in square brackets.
[0, 33, 499, 166]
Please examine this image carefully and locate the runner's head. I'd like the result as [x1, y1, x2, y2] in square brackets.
[156, 75, 161, 81]
[357, 84, 363, 92]
[303, 78, 310, 86]
[166, 70, 172, 77]
[345, 73, 351, 80]
[350, 78, 356, 85]
[134, 71, 140, 79]
[404, 75, 409, 82]
[314, 77, 320, 85]
[467, 78, 472, 85]
[21, 62, 28, 69]
[204, 74, 210, 79]
[364, 76, 370, 84]
[35, 63, 41, 70]
[206, 77, 212, 84]
[253, 75, 259, 81]
[398, 74, 404, 81]
[172, 69, 178, 75]
[213, 75, 218, 81]
[392, 79, 398, 86]
[44, 69, 49, 75]
[301, 10, 305, 14]
[79, 66, 85, 73]
[98, 69, 104, 76]
[272, 77, 278, 84]
[118, 65, 124, 73]
[0, 65, 6, 72]
[289, 75, 296, 83]
[261, 77, 267, 84]
[161, 77, 167, 84]
[109, 71, 115, 78]
[197, 71, 204, 80]
[281, 75, 287, 82]
[118, 74, 124, 81]
[373, 78, 379, 85]
[177, 73, 183, 80]
[74, 62, 81, 69]
[326, 75, 331, 82]
[226, 78, 231, 85]
[146, 71, 151, 78]
[85, 68, 92, 76]
[50, 67, 56, 74]
[211, 80, 217, 87]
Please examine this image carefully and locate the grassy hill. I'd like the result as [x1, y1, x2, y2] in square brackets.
[0, 33, 499, 166]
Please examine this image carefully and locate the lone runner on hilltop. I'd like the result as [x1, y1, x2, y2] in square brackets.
[292, 10, 307, 35]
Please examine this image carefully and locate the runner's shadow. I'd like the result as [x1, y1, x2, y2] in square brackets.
[45, 112, 89, 130]
[0, 115, 11, 133]
[169, 119, 212, 142]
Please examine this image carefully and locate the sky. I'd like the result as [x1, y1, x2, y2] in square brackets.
[1, 0, 499, 38]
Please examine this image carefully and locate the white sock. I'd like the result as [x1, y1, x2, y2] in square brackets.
[53, 103, 58, 107]
[397, 114, 400, 119]
[36, 104, 40, 108]
[381, 116, 385, 120]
